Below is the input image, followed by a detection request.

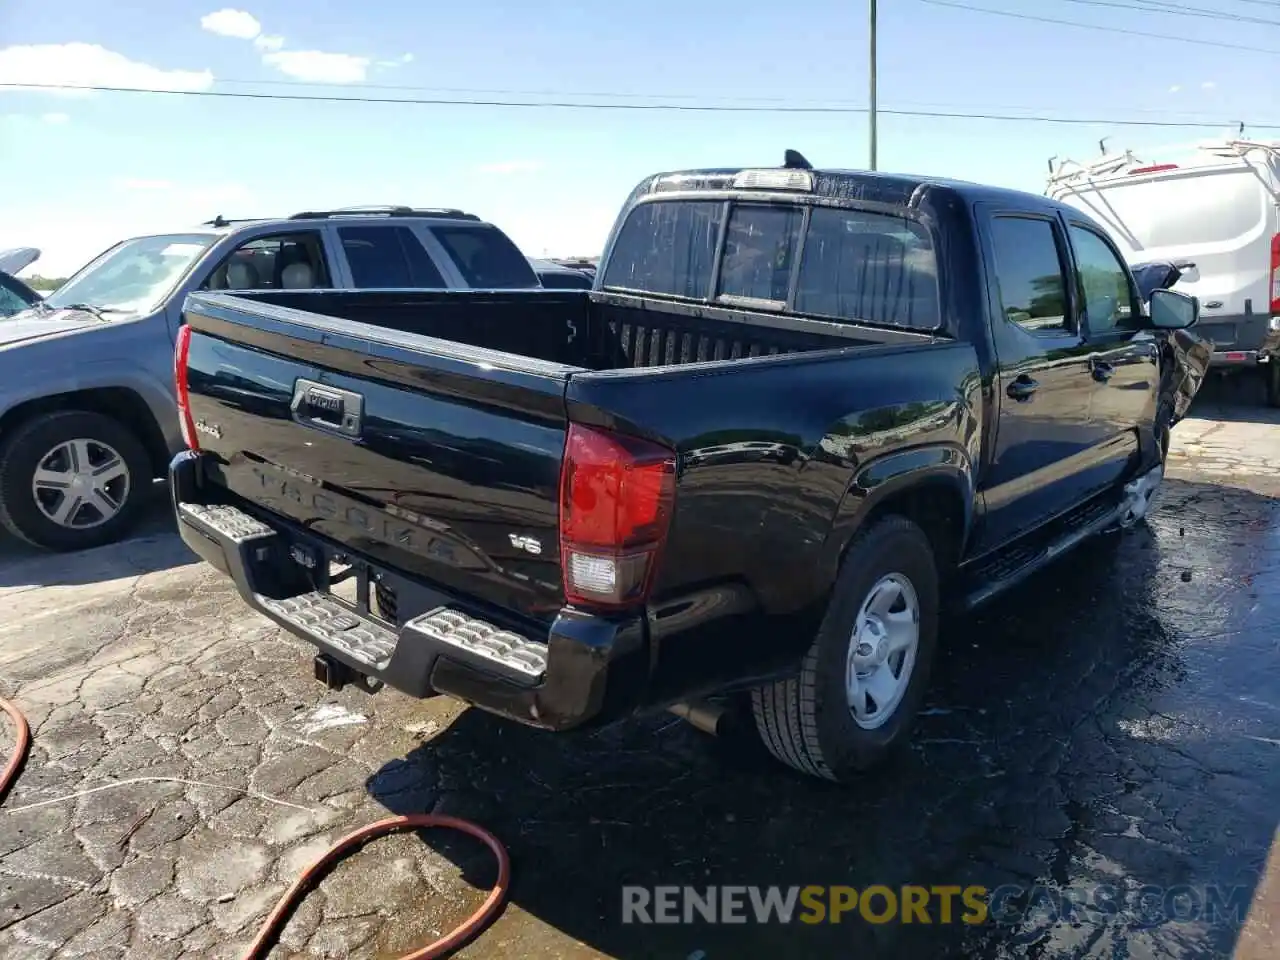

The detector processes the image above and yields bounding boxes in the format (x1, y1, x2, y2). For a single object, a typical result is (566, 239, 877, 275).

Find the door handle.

(1091, 360, 1115, 383)
(1006, 376, 1038, 401)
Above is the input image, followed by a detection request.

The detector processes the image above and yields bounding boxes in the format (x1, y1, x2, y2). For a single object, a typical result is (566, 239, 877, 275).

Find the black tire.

(750, 515, 940, 782)
(0, 410, 153, 552)
(1266, 362, 1280, 409)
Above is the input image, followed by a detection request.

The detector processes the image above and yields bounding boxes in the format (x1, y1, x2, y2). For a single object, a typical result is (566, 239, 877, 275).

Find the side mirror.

(1149, 288, 1198, 330)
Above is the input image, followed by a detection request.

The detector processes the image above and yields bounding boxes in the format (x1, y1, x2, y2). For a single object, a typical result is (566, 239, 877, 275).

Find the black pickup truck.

(170, 157, 1210, 783)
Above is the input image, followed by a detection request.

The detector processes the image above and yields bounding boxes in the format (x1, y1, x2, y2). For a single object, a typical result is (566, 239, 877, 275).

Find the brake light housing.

(559, 423, 676, 610)
(174, 324, 198, 450)
(1270, 233, 1280, 315)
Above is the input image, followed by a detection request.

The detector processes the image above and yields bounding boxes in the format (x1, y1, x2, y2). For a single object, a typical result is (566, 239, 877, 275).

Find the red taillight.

(559, 423, 676, 610)
(1129, 163, 1179, 175)
(174, 325, 198, 450)
(1270, 233, 1280, 315)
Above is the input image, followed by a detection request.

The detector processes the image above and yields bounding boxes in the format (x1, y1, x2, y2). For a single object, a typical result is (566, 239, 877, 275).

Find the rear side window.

(432, 226, 537, 289)
(718, 204, 803, 303)
(602, 200, 724, 298)
(796, 209, 940, 329)
(988, 217, 1072, 335)
(339, 226, 445, 289)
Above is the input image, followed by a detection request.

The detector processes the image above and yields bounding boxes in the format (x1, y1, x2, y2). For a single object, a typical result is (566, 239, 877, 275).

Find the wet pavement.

(0, 379, 1276, 959)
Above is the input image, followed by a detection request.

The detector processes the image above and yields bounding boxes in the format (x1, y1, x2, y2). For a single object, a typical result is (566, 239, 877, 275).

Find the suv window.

(718, 204, 803, 303)
(205, 232, 330, 291)
(796, 208, 940, 329)
(602, 200, 724, 299)
(339, 226, 445, 288)
(431, 225, 536, 289)
(0, 277, 34, 316)
(988, 217, 1072, 335)
(1068, 224, 1138, 334)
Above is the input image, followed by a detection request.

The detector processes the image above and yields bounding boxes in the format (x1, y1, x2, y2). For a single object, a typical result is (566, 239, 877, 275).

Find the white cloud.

(200, 8, 262, 40)
(41, 112, 70, 124)
(253, 34, 285, 51)
(1169, 84, 1181, 94)
(1201, 81, 1216, 90)
(0, 43, 213, 95)
(401, 53, 414, 63)
(114, 178, 174, 191)
(478, 160, 544, 175)
(261, 50, 369, 84)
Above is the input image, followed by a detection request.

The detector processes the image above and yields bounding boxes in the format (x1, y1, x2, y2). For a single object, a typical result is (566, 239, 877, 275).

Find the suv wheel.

(750, 516, 940, 782)
(0, 411, 153, 552)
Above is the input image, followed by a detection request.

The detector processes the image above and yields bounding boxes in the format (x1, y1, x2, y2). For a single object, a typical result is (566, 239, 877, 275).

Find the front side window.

(204, 232, 330, 291)
(718, 204, 803, 303)
(431, 225, 536, 289)
(1068, 224, 1138, 335)
(988, 217, 1073, 335)
(796, 208, 940, 329)
(601, 200, 724, 299)
(46, 234, 216, 315)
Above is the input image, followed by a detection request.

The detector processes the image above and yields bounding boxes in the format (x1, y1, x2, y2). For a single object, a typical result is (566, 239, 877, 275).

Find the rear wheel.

(1266, 362, 1280, 409)
(0, 410, 152, 552)
(750, 516, 940, 782)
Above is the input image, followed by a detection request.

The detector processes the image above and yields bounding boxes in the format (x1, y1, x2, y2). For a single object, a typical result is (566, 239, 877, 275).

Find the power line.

(2, 81, 1275, 129)
(184, 78, 1256, 120)
(919, 0, 1280, 52)
(1054, 0, 1280, 26)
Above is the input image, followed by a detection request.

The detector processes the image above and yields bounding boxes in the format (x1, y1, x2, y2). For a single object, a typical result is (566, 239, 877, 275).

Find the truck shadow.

(0, 492, 198, 590)
(1186, 373, 1280, 424)
(366, 476, 1279, 959)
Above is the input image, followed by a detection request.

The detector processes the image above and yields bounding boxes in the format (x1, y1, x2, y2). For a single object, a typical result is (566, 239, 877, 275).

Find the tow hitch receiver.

(313, 653, 383, 694)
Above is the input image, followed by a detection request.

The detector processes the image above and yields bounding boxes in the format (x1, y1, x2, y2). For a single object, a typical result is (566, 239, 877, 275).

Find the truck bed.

(232, 288, 932, 372)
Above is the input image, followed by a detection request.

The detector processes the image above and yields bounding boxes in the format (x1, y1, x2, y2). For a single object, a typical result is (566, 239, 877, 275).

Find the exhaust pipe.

(668, 701, 726, 737)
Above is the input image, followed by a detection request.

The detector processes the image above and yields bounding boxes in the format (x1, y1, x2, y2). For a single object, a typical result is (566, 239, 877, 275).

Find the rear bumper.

(170, 450, 649, 731)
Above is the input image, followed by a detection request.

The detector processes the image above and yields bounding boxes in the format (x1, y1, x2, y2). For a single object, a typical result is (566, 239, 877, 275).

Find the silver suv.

(0, 207, 541, 552)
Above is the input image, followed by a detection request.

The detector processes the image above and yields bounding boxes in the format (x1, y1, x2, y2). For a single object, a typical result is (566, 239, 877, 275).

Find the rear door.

(972, 207, 1098, 554)
(1064, 220, 1159, 479)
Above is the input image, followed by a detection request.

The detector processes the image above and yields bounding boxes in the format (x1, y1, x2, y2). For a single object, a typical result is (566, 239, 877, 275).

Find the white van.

(1046, 139, 1280, 406)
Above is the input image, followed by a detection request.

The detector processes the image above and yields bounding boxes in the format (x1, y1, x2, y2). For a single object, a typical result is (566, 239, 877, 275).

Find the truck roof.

(630, 164, 1069, 218)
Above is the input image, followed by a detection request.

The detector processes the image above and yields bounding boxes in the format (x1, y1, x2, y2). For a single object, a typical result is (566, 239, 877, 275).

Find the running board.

(960, 493, 1125, 610)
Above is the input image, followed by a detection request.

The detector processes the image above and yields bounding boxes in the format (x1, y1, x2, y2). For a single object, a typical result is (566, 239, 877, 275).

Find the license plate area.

(288, 541, 395, 625)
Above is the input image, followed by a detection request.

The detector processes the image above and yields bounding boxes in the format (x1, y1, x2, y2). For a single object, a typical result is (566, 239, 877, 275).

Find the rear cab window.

(601, 198, 941, 331)
(430, 225, 538, 289)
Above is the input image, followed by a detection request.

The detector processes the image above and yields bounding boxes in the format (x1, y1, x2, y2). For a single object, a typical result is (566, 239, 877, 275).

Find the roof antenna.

(784, 149, 813, 170)
(206, 214, 229, 228)
(1238, 120, 1246, 137)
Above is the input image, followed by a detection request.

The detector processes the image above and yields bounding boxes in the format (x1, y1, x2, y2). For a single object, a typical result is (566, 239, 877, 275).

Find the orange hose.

(0, 694, 509, 960)
(242, 813, 511, 959)
(0, 695, 31, 801)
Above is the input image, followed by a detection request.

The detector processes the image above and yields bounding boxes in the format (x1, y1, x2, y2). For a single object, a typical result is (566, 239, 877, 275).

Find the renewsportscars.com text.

(621, 884, 1254, 927)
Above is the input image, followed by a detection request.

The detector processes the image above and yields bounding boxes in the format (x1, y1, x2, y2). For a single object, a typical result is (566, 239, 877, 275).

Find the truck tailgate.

(181, 293, 573, 624)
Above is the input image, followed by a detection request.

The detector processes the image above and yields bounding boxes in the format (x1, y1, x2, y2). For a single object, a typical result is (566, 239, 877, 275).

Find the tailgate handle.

(290, 379, 365, 439)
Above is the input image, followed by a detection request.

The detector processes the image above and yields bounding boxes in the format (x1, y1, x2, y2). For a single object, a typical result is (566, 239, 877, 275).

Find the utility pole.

(869, 0, 878, 171)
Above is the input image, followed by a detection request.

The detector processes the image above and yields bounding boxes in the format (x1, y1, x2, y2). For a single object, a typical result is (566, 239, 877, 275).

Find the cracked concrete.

(0, 384, 1277, 959)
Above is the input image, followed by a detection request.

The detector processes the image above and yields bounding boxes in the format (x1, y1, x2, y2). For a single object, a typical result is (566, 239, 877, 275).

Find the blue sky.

(0, 0, 1274, 275)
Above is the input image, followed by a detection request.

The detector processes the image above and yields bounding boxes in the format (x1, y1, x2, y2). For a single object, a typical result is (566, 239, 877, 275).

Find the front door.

(972, 210, 1098, 555)
(1066, 221, 1161, 481)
